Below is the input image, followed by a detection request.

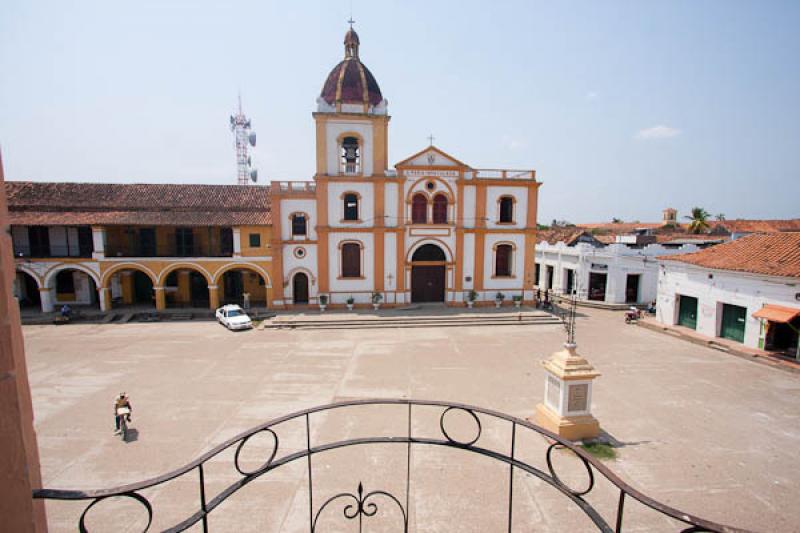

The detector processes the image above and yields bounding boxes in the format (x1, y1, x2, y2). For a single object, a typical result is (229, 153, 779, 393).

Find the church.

(272, 26, 540, 307)
(7, 27, 540, 311)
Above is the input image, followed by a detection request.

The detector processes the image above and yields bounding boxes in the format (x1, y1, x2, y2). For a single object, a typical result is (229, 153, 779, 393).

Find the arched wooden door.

(293, 273, 309, 304)
(410, 244, 446, 303)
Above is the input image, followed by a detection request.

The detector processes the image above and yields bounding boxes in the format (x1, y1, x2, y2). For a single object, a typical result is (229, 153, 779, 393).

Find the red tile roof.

(4, 181, 271, 226)
(659, 232, 800, 278)
(576, 219, 800, 235)
(711, 219, 800, 233)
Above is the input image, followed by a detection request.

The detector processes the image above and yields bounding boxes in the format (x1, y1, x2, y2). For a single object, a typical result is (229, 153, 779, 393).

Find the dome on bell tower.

(318, 26, 386, 113)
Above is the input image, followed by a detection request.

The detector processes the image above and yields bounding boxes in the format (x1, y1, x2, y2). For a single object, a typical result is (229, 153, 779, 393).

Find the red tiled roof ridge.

(5, 180, 272, 226)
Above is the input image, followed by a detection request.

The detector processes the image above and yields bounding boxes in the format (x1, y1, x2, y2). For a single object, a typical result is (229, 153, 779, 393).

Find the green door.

(678, 295, 698, 329)
(720, 304, 747, 343)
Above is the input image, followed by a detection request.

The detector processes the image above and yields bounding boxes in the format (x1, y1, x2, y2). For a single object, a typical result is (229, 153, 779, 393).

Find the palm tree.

(684, 207, 711, 234)
(715, 213, 726, 221)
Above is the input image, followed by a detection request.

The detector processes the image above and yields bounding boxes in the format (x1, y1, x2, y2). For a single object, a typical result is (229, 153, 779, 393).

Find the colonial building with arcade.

(7, 27, 540, 312)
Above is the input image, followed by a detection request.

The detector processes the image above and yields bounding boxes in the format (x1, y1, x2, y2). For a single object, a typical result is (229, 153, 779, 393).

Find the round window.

(294, 247, 306, 259)
(426, 181, 435, 191)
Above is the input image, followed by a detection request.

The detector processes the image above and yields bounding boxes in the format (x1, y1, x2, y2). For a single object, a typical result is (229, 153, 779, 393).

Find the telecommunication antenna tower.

(229, 95, 258, 185)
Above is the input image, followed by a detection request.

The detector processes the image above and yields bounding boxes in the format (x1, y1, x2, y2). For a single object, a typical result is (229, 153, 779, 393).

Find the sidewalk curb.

(637, 320, 800, 375)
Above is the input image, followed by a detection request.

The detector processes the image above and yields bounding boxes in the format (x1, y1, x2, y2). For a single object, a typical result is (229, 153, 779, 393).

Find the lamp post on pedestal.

(531, 292, 601, 441)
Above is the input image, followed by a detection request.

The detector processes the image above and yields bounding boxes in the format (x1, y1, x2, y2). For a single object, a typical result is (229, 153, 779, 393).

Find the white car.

(215, 305, 253, 330)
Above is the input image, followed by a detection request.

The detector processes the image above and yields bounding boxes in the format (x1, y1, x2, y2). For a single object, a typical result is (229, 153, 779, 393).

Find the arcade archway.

(14, 271, 41, 309)
(218, 268, 268, 308)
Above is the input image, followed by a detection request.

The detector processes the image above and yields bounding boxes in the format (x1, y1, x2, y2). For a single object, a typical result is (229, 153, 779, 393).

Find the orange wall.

(239, 225, 272, 257)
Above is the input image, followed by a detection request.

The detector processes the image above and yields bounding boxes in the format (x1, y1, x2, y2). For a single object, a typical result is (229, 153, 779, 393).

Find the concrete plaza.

(23, 308, 799, 532)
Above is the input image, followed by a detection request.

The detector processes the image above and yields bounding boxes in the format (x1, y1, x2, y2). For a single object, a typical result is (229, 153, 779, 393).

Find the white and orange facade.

(8, 27, 540, 312)
(271, 27, 540, 307)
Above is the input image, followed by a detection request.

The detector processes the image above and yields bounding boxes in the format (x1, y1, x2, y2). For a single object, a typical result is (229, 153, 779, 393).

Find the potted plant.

(495, 292, 505, 308)
(371, 292, 383, 310)
(466, 289, 478, 309)
(318, 294, 328, 312)
(513, 294, 523, 308)
(346, 296, 355, 311)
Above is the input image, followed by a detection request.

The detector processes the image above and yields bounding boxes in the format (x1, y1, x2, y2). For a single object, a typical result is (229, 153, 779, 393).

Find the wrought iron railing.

(33, 399, 746, 532)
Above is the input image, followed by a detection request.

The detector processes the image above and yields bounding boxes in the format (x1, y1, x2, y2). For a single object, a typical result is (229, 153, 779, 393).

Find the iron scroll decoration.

(32, 399, 748, 533)
(312, 482, 408, 532)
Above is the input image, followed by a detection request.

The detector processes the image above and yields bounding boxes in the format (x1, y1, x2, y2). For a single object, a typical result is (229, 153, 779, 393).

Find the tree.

(684, 207, 711, 234)
(611, 217, 623, 224)
(715, 213, 726, 221)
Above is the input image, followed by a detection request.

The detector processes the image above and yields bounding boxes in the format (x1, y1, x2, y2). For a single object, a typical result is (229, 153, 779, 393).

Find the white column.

(91, 226, 106, 259)
(98, 287, 110, 312)
(232, 228, 242, 257)
(39, 288, 54, 313)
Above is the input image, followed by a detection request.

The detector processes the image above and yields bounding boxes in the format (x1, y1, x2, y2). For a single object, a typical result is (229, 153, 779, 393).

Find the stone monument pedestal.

(531, 343, 600, 441)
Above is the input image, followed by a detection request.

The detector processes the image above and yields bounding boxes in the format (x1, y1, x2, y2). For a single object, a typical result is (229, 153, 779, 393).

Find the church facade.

(7, 27, 539, 312)
(271, 27, 540, 307)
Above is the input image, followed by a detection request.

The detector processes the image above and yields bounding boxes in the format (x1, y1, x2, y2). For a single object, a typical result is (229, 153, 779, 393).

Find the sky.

(1, 0, 798, 224)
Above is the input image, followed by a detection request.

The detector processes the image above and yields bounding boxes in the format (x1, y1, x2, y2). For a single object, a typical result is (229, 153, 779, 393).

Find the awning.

(752, 304, 800, 323)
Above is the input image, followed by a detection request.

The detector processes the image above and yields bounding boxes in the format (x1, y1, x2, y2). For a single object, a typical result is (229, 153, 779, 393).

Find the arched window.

(499, 196, 514, 223)
(412, 193, 428, 224)
(495, 244, 513, 277)
(341, 136, 360, 175)
(343, 193, 359, 221)
(291, 214, 307, 236)
(341, 242, 361, 278)
(432, 194, 448, 224)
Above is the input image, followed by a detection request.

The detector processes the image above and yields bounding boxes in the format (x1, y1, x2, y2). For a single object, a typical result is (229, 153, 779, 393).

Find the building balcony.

(13, 244, 93, 259)
(103, 244, 234, 259)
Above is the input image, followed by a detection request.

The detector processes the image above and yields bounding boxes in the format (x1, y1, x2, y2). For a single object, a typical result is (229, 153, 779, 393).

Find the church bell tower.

(313, 24, 390, 178)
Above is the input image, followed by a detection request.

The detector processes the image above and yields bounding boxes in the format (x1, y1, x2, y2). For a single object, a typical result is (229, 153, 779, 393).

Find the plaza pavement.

(22, 308, 800, 532)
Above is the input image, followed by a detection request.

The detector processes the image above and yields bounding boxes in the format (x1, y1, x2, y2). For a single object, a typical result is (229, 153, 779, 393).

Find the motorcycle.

(624, 308, 642, 324)
(116, 407, 131, 441)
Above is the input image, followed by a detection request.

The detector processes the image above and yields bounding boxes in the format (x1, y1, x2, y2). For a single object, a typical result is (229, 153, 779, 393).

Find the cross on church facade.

(427, 134, 435, 146)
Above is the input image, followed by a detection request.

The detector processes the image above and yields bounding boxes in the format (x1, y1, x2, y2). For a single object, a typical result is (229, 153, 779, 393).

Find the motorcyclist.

(114, 392, 132, 435)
